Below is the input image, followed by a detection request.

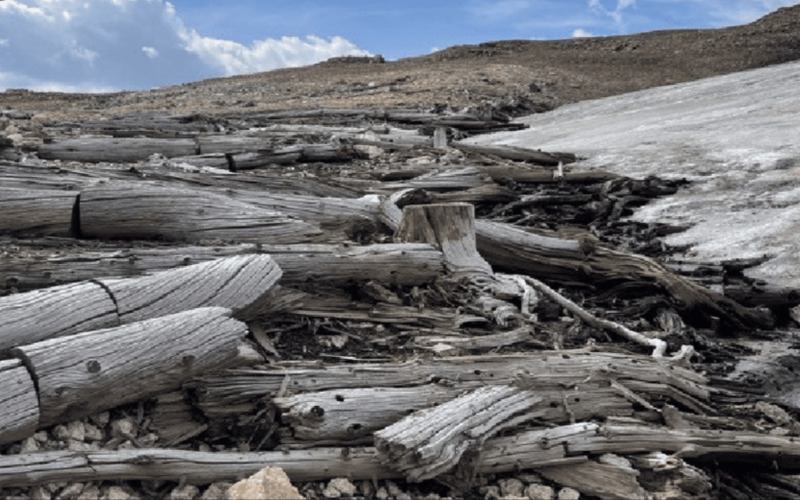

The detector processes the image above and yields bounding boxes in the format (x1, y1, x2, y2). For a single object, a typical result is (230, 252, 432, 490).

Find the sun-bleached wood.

(12, 307, 246, 426)
(0, 188, 77, 236)
(0, 359, 39, 445)
(0, 281, 118, 357)
(38, 137, 198, 163)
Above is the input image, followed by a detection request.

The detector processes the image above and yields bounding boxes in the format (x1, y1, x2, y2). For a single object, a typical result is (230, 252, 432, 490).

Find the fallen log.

(0, 243, 446, 292)
(0, 188, 78, 236)
(77, 185, 324, 244)
(454, 143, 576, 166)
(537, 455, 650, 500)
(0, 359, 39, 445)
(38, 137, 198, 163)
(12, 307, 246, 426)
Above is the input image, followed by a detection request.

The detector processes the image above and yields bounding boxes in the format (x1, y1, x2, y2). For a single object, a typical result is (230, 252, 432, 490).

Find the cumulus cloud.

(0, 0, 369, 92)
(588, 0, 637, 25)
(573, 28, 594, 37)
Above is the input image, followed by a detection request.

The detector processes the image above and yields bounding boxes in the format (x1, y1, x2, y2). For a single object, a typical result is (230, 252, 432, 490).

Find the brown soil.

(2, 5, 799, 120)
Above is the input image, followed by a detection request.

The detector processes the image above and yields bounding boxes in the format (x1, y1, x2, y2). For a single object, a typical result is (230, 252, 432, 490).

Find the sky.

(0, 0, 798, 93)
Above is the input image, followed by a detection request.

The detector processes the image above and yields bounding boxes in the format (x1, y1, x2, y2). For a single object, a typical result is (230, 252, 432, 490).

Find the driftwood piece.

(396, 203, 492, 275)
(78, 185, 323, 243)
(0, 281, 118, 356)
(272, 385, 631, 445)
(97, 254, 282, 323)
(38, 137, 198, 163)
(12, 307, 246, 426)
(0, 188, 77, 236)
(454, 142, 576, 166)
(0, 359, 39, 445)
(149, 391, 208, 445)
(0, 242, 446, 292)
(375, 385, 539, 481)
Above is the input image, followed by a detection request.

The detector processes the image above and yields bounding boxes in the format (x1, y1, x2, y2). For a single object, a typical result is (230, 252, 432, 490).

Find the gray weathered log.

(375, 385, 540, 481)
(0, 242, 446, 292)
(0, 188, 77, 236)
(537, 455, 649, 500)
(78, 185, 323, 243)
(0, 281, 118, 356)
(12, 307, 246, 426)
(0, 359, 39, 445)
(96, 253, 282, 323)
(454, 142, 576, 166)
(38, 137, 198, 163)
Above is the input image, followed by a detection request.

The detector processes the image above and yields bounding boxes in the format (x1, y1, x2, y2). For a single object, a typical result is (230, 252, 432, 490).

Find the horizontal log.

(38, 138, 198, 163)
(454, 143, 576, 166)
(0, 188, 77, 236)
(0, 359, 39, 445)
(78, 185, 324, 244)
(1, 243, 446, 292)
(13, 307, 246, 426)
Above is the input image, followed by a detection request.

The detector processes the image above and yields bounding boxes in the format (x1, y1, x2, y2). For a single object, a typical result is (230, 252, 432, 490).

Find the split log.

(96, 254, 282, 323)
(375, 385, 540, 481)
(0, 281, 118, 356)
(537, 455, 649, 500)
(77, 185, 324, 244)
(12, 307, 246, 426)
(0, 188, 77, 236)
(38, 137, 198, 163)
(0, 243, 446, 292)
(0, 359, 39, 445)
(396, 203, 492, 275)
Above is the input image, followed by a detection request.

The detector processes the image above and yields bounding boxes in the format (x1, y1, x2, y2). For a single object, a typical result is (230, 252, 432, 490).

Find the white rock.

(499, 478, 525, 498)
(525, 484, 555, 500)
(324, 478, 356, 498)
(83, 423, 104, 442)
(200, 482, 231, 500)
(111, 418, 136, 440)
(76, 485, 101, 500)
(57, 482, 85, 500)
(225, 466, 303, 500)
(19, 436, 40, 454)
(375, 486, 389, 500)
(168, 484, 199, 500)
(556, 487, 580, 500)
(30, 486, 52, 500)
(102, 486, 132, 500)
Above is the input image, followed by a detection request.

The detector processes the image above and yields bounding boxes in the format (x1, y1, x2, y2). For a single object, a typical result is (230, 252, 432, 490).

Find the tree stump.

(395, 203, 492, 276)
(13, 307, 246, 426)
(0, 359, 39, 445)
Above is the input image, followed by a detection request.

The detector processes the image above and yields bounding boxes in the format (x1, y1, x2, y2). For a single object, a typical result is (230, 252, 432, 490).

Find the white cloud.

(142, 46, 159, 58)
(573, 28, 594, 37)
(588, 0, 637, 25)
(0, 0, 369, 91)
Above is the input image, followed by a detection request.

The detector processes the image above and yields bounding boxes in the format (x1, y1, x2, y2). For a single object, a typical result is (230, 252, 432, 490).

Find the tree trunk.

(38, 137, 198, 163)
(12, 307, 246, 426)
(0, 188, 77, 236)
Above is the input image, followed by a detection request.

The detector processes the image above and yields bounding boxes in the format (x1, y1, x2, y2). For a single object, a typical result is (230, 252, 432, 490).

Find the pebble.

(29, 486, 52, 500)
(323, 478, 357, 498)
(556, 487, 580, 500)
(168, 484, 200, 500)
(19, 437, 40, 454)
(103, 486, 133, 500)
(75, 485, 100, 500)
(200, 482, 231, 500)
(499, 478, 525, 498)
(56, 482, 84, 500)
(525, 484, 555, 500)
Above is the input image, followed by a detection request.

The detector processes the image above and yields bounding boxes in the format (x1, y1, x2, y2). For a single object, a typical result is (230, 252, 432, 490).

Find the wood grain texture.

(13, 307, 246, 426)
(97, 254, 282, 323)
(0, 359, 39, 445)
(78, 185, 323, 243)
(0, 188, 77, 236)
(0, 281, 118, 356)
(38, 137, 197, 163)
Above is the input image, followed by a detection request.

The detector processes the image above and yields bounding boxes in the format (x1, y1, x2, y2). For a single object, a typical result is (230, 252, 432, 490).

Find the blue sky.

(1, 0, 798, 92)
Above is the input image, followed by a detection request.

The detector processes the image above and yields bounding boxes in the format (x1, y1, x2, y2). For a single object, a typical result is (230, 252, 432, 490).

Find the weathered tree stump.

(77, 185, 323, 244)
(0, 359, 39, 445)
(0, 281, 118, 356)
(396, 203, 492, 275)
(13, 307, 246, 426)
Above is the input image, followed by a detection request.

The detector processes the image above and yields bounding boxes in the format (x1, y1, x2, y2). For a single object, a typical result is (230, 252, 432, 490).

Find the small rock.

(556, 487, 580, 500)
(480, 485, 501, 500)
(226, 466, 303, 500)
(525, 484, 555, 500)
(19, 436, 40, 454)
(67, 440, 92, 452)
(57, 482, 85, 500)
(30, 486, 52, 500)
(375, 486, 389, 500)
(103, 486, 132, 500)
(169, 484, 200, 500)
(201, 482, 231, 500)
(324, 478, 356, 498)
(33, 430, 50, 443)
(62, 421, 86, 442)
(76, 485, 100, 500)
(111, 418, 137, 440)
(499, 478, 525, 498)
(91, 411, 110, 427)
(84, 423, 104, 442)
(358, 481, 374, 498)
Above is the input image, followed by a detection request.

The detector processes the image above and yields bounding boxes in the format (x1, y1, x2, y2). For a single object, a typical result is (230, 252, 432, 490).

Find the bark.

(537, 456, 649, 500)
(77, 185, 324, 244)
(12, 307, 246, 426)
(0, 188, 77, 236)
(0, 359, 39, 445)
(454, 142, 576, 166)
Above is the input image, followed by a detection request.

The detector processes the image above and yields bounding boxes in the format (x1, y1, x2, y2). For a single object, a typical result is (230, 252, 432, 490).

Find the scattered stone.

(19, 436, 40, 454)
(169, 484, 200, 500)
(323, 478, 357, 498)
(103, 486, 133, 500)
(375, 486, 389, 500)
(556, 487, 580, 500)
(480, 485, 501, 500)
(33, 431, 49, 443)
(226, 466, 303, 500)
(201, 482, 231, 500)
(525, 484, 555, 500)
(111, 418, 137, 440)
(75, 485, 100, 500)
(499, 478, 525, 498)
(83, 423, 104, 442)
(29, 486, 52, 500)
(57, 482, 85, 500)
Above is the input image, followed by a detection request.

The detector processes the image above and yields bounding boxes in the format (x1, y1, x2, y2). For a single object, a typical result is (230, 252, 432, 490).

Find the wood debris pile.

(1, 105, 800, 499)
